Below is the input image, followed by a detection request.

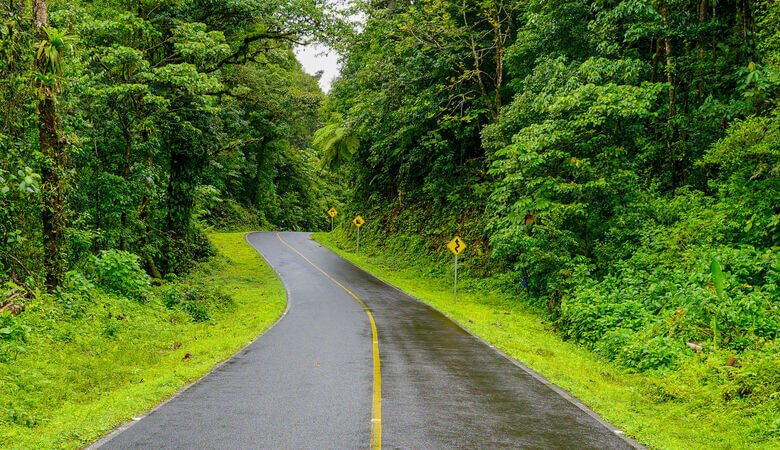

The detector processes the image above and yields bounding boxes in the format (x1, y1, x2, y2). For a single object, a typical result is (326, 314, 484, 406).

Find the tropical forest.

(0, 0, 778, 448)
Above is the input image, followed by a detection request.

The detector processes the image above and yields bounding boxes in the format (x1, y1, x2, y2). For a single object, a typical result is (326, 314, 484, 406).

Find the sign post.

(327, 207, 338, 231)
(446, 236, 466, 304)
(353, 216, 365, 253)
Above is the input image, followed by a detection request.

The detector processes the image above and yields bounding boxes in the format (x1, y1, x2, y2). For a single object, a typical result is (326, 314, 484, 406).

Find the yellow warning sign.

(353, 216, 365, 227)
(447, 236, 466, 256)
(327, 207, 338, 218)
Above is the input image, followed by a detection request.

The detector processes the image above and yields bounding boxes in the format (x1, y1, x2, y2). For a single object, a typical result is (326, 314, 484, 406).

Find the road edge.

(85, 232, 292, 449)
(309, 232, 645, 450)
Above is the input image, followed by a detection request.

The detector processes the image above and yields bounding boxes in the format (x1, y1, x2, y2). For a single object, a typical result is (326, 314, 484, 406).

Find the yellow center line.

(275, 232, 382, 449)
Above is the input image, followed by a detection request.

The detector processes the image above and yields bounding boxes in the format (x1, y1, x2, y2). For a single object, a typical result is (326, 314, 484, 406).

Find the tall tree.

(33, 0, 67, 290)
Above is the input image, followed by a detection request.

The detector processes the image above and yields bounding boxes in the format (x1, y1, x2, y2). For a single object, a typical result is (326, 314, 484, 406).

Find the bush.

(0, 313, 30, 363)
(616, 335, 687, 372)
(557, 236, 779, 372)
(595, 328, 633, 361)
(50, 271, 98, 320)
(164, 227, 217, 275)
(182, 296, 211, 322)
(205, 198, 264, 231)
(161, 282, 230, 322)
(64, 270, 95, 298)
(93, 250, 151, 300)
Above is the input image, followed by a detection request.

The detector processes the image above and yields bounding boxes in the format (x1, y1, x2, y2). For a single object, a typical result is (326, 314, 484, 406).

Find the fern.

(312, 123, 359, 171)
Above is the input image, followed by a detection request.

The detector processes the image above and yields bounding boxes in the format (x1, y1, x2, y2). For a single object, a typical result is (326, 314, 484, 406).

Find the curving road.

(95, 231, 640, 449)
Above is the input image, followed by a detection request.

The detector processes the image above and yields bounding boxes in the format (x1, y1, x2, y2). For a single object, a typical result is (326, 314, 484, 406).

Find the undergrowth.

(0, 232, 285, 448)
(314, 229, 779, 449)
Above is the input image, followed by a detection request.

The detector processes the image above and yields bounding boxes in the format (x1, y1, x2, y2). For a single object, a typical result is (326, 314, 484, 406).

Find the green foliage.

(557, 198, 779, 371)
(0, 280, 32, 362)
(314, 231, 780, 448)
(0, 312, 30, 363)
(162, 282, 232, 323)
(2, 0, 343, 287)
(0, 232, 286, 447)
(312, 122, 359, 170)
(0, 0, 777, 444)
(33, 26, 74, 94)
(0, 167, 40, 196)
(711, 259, 726, 299)
(703, 111, 780, 174)
(35, 27, 72, 75)
(326, 0, 779, 384)
(92, 250, 151, 300)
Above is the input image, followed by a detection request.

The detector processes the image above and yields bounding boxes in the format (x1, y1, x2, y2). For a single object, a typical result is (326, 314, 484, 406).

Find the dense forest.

(1, 1, 344, 443)
(323, 0, 778, 371)
(1, 0, 778, 446)
(1, 0, 341, 289)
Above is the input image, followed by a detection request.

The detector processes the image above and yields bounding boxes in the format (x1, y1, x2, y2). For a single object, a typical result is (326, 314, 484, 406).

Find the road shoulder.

(0, 232, 287, 449)
(311, 231, 674, 448)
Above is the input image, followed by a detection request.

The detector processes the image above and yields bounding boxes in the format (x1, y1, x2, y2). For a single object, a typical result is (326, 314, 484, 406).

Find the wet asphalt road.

(98, 231, 638, 449)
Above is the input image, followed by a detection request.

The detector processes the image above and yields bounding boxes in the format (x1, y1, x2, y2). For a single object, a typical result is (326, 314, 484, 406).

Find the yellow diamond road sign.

(353, 216, 365, 227)
(327, 207, 338, 218)
(447, 236, 466, 256)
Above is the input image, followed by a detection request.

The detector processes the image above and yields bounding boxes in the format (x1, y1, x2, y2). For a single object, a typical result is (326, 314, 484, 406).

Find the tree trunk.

(696, 0, 706, 98)
(741, 0, 753, 58)
(711, 1, 718, 64)
(492, 3, 506, 118)
(120, 116, 132, 251)
(651, 38, 662, 83)
(91, 117, 103, 252)
(166, 146, 195, 269)
(137, 152, 161, 279)
(164, 108, 202, 274)
(251, 142, 266, 206)
(662, 3, 675, 117)
(660, 1, 678, 187)
(33, 0, 66, 291)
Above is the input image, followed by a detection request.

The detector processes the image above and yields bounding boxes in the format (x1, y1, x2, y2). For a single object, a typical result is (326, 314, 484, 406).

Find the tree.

(312, 122, 359, 171)
(325, 0, 779, 357)
(33, 0, 69, 290)
(1, 0, 344, 284)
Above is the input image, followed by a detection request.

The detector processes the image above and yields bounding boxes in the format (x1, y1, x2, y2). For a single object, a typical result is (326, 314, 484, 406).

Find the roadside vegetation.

(0, 232, 286, 449)
(2, 1, 334, 444)
(1, 0, 341, 292)
(315, 230, 778, 449)
(1, 0, 777, 448)
(318, 1, 778, 447)
(322, 0, 779, 366)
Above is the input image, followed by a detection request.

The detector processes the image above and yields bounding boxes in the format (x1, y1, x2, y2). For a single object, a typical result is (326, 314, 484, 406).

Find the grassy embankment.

(0, 232, 285, 448)
(313, 231, 779, 450)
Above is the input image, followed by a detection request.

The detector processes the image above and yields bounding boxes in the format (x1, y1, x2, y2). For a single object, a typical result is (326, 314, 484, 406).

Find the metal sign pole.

(454, 254, 458, 304)
(357, 227, 360, 254)
(331, 216, 333, 232)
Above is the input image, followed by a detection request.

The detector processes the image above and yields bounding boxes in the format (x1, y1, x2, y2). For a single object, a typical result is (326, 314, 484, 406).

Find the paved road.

(97, 232, 638, 449)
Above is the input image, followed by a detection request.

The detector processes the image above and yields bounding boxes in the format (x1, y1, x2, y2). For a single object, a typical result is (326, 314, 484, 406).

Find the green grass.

(0, 232, 286, 449)
(313, 231, 779, 450)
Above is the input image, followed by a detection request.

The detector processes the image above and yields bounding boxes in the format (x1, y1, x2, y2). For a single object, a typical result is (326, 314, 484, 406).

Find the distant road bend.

(96, 232, 642, 449)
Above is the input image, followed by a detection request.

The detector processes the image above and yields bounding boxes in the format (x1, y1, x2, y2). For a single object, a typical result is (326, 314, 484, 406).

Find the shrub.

(558, 241, 778, 372)
(162, 283, 182, 309)
(0, 313, 30, 363)
(182, 295, 211, 322)
(64, 270, 95, 298)
(595, 328, 633, 361)
(616, 335, 687, 372)
(161, 283, 225, 322)
(50, 272, 98, 319)
(93, 250, 151, 300)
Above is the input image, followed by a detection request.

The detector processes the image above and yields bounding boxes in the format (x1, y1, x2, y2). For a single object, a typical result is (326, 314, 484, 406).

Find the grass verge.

(0, 232, 285, 449)
(313, 231, 779, 450)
